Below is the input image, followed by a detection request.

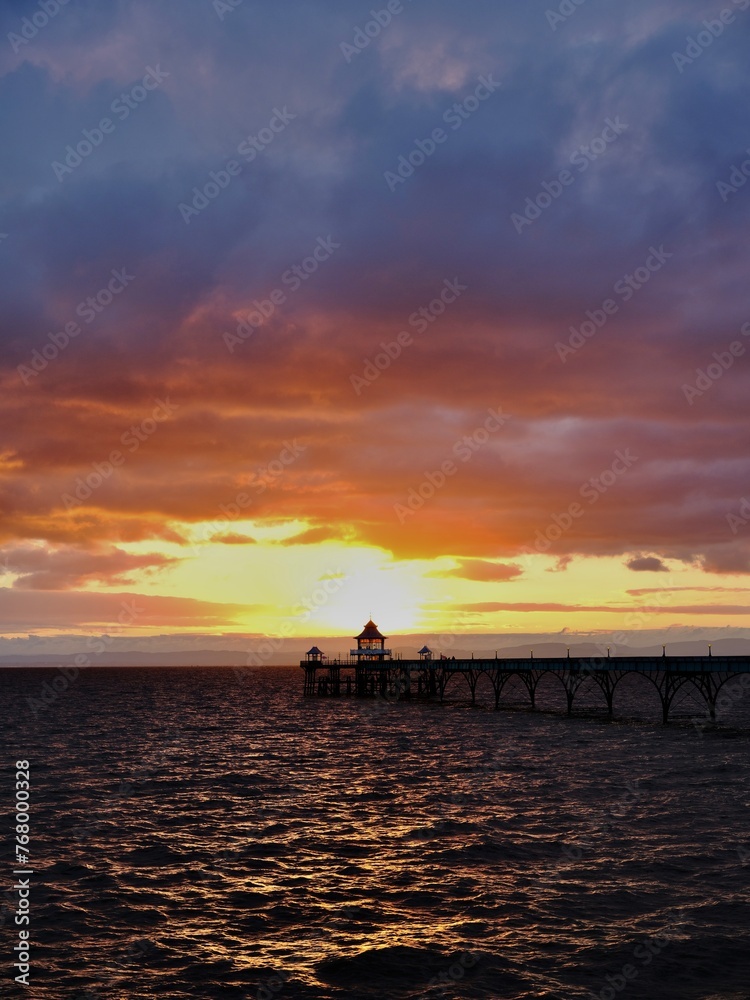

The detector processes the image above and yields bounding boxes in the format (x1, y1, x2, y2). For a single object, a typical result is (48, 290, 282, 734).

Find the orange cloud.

(0, 544, 179, 590)
(428, 559, 524, 582)
(0, 589, 262, 631)
(455, 602, 750, 616)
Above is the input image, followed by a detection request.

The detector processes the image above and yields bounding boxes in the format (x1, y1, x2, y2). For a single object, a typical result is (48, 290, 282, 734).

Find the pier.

(300, 622, 750, 723)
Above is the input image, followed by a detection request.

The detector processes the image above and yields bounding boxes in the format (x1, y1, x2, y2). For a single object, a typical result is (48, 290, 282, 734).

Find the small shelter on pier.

(305, 646, 325, 662)
(351, 619, 391, 661)
(418, 645, 433, 660)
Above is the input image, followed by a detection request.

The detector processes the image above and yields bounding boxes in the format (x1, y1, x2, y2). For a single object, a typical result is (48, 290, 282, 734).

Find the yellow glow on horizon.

(63, 521, 750, 637)
(116, 521, 431, 635)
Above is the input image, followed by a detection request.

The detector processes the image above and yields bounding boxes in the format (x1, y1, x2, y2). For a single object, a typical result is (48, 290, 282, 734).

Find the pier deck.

(300, 654, 750, 724)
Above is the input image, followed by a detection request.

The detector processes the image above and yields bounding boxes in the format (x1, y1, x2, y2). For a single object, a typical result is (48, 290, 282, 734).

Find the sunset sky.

(1, 0, 750, 643)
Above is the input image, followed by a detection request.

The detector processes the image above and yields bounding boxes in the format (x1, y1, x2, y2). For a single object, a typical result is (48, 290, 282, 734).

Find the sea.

(1, 664, 749, 1000)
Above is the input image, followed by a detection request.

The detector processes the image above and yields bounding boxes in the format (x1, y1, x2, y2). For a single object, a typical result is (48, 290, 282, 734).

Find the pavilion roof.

(355, 619, 386, 640)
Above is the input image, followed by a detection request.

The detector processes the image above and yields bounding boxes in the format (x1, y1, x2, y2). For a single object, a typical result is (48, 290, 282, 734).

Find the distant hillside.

(1, 634, 748, 667)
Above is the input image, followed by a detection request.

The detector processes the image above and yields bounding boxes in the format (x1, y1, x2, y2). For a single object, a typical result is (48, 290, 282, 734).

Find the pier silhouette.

(301, 622, 750, 724)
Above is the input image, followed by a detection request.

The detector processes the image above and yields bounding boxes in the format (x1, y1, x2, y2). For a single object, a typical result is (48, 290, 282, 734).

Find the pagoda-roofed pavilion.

(351, 619, 392, 660)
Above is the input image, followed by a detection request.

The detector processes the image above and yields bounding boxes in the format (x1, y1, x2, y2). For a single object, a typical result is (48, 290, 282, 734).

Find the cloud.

(0, 588, 260, 631)
(211, 533, 257, 545)
(428, 559, 523, 582)
(547, 556, 574, 573)
(626, 555, 669, 572)
(627, 586, 750, 596)
(698, 546, 750, 575)
(1, 0, 750, 633)
(454, 602, 750, 616)
(278, 525, 350, 546)
(455, 602, 617, 614)
(0, 544, 178, 590)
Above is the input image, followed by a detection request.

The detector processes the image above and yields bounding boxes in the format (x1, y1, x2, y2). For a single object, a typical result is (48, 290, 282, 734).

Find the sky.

(1, 0, 750, 646)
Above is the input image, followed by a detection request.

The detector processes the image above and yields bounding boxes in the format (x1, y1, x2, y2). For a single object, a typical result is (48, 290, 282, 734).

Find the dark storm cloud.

(1, 0, 749, 586)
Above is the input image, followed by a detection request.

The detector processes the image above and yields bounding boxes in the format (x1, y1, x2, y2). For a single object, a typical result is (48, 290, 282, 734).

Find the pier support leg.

(303, 666, 315, 696)
(401, 667, 411, 700)
(521, 673, 538, 711)
(492, 672, 507, 711)
(659, 672, 680, 724)
(705, 677, 718, 723)
(600, 677, 615, 719)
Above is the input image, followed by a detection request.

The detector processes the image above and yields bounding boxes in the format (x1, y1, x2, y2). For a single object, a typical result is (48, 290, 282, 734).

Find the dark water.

(1, 665, 749, 999)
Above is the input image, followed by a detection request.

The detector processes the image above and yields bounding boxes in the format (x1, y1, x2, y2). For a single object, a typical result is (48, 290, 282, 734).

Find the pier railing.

(300, 653, 750, 724)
